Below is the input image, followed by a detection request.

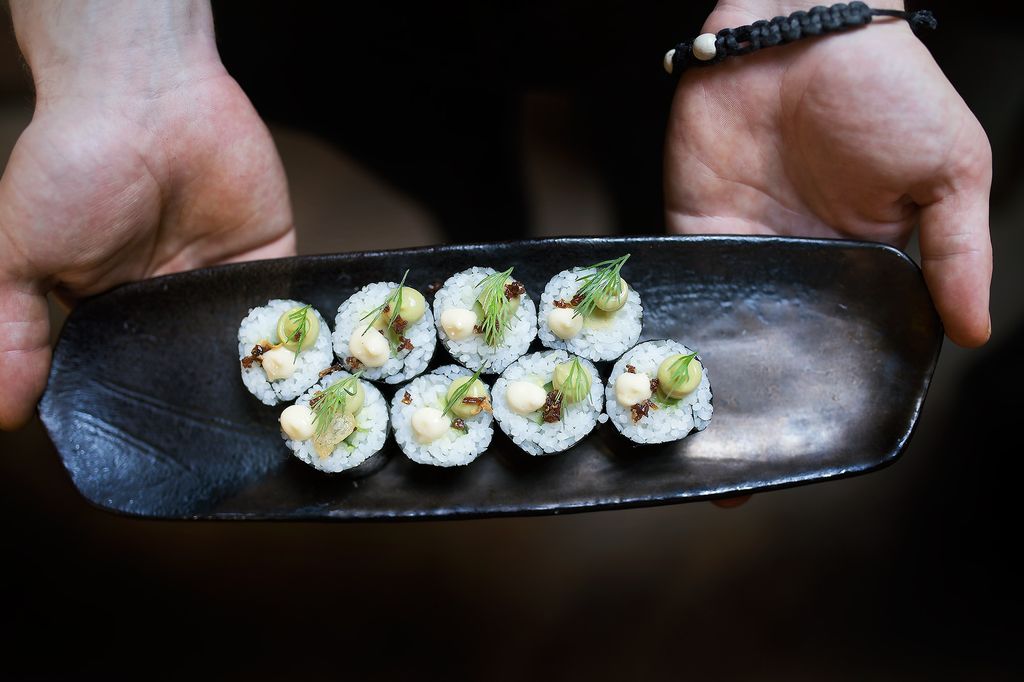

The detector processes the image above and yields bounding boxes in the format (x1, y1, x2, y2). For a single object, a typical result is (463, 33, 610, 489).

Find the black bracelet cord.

(666, 2, 937, 74)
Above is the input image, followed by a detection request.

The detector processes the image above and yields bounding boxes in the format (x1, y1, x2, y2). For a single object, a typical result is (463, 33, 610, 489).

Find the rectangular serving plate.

(38, 236, 942, 520)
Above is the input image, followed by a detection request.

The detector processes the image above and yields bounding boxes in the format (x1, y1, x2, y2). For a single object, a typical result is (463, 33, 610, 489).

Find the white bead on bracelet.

(663, 32, 717, 74)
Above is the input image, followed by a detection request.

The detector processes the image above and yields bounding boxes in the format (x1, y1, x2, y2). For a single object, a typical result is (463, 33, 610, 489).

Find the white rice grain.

(433, 267, 537, 374)
(238, 299, 334, 406)
(491, 350, 603, 456)
(283, 371, 389, 473)
(391, 365, 493, 467)
(605, 340, 713, 444)
(537, 267, 643, 361)
(332, 281, 436, 384)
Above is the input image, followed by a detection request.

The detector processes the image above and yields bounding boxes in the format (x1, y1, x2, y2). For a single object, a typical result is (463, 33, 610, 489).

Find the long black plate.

(38, 236, 942, 520)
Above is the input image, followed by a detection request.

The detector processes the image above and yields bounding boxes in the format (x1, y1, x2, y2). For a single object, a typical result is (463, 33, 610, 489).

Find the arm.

(665, 0, 992, 347)
(0, 0, 294, 429)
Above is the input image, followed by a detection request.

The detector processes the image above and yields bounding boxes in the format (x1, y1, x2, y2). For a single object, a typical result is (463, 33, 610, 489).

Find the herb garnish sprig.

(477, 267, 516, 347)
(667, 352, 698, 389)
(287, 305, 312, 359)
(312, 371, 363, 437)
(653, 352, 698, 407)
(442, 366, 485, 418)
(554, 356, 590, 420)
(572, 253, 630, 319)
(361, 270, 410, 338)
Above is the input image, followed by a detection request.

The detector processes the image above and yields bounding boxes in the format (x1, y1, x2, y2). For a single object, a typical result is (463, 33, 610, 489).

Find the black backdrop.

(2, 1, 1022, 678)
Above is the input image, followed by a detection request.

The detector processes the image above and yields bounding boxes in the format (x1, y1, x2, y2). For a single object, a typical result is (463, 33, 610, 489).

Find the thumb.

(0, 280, 52, 430)
(918, 179, 993, 348)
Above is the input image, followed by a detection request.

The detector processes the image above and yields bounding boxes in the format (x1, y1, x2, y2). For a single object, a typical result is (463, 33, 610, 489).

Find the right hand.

(664, 0, 992, 347)
(0, 1, 295, 430)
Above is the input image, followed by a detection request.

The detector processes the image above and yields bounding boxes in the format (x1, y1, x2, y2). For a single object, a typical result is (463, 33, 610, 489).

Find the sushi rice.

(333, 281, 436, 384)
(491, 350, 604, 456)
(238, 299, 334, 406)
(433, 267, 538, 374)
(605, 340, 713, 444)
(391, 365, 494, 467)
(537, 267, 643, 362)
(283, 370, 390, 473)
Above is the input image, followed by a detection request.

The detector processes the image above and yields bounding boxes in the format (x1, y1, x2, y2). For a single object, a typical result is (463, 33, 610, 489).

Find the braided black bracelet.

(664, 2, 936, 75)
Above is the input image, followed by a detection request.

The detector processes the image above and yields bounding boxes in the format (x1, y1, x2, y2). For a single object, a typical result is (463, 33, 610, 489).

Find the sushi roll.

(537, 253, 642, 362)
(605, 340, 713, 444)
(391, 365, 494, 467)
(491, 350, 604, 456)
(239, 299, 334, 406)
(332, 272, 436, 384)
(433, 266, 537, 374)
(278, 370, 389, 473)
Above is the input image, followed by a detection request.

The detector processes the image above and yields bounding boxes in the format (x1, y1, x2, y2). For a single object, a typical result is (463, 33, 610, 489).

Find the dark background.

(2, 2, 1022, 678)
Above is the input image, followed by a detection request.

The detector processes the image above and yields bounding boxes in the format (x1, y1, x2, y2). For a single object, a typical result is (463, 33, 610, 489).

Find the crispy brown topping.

(462, 395, 493, 414)
(425, 280, 443, 295)
(345, 356, 364, 371)
(505, 281, 526, 300)
(472, 324, 484, 335)
(397, 336, 414, 352)
(241, 343, 268, 368)
(554, 292, 585, 309)
(650, 377, 660, 394)
(291, 329, 302, 342)
(630, 399, 658, 423)
(625, 364, 636, 374)
(401, 391, 413, 405)
(319, 362, 344, 379)
(452, 418, 468, 432)
(542, 390, 563, 423)
(392, 315, 408, 335)
(309, 392, 324, 409)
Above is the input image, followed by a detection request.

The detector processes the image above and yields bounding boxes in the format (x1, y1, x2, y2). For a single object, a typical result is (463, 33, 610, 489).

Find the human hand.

(665, 0, 992, 348)
(0, 1, 294, 430)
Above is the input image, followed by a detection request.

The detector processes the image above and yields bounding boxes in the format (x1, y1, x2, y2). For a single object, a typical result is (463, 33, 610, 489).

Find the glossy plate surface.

(39, 236, 942, 520)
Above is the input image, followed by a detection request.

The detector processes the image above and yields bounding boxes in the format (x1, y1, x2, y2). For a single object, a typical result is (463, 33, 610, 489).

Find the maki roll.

(605, 340, 713, 444)
(278, 370, 389, 473)
(433, 266, 537, 374)
(391, 365, 494, 467)
(491, 350, 604, 456)
(239, 299, 334, 406)
(538, 254, 642, 362)
(332, 271, 436, 384)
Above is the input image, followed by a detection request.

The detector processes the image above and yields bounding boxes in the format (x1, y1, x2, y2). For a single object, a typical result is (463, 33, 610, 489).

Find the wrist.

(707, 0, 905, 29)
(10, 0, 224, 100)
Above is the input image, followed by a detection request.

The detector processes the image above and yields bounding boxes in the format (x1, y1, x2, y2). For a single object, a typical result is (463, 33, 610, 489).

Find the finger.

(919, 184, 993, 348)
(0, 281, 52, 430)
(712, 495, 752, 509)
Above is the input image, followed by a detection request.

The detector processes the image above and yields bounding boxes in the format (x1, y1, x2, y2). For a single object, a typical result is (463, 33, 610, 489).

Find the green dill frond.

(668, 352, 698, 389)
(554, 356, 587, 419)
(572, 253, 630, 319)
(360, 270, 410, 336)
(476, 267, 515, 347)
(288, 305, 312, 359)
(442, 366, 485, 418)
(312, 371, 363, 437)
